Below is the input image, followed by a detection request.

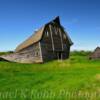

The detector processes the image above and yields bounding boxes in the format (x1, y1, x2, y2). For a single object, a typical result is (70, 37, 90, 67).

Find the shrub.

(0, 51, 13, 56)
(70, 50, 92, 56)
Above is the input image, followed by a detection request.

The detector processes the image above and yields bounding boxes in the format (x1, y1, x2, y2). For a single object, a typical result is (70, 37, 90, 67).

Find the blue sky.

(0, 0, 100, 51)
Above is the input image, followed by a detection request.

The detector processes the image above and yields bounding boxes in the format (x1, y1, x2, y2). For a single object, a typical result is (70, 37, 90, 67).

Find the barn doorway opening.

(57, 52, 62, 60)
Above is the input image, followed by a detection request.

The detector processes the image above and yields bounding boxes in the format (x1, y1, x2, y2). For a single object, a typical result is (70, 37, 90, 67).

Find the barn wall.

(40, 23, 70, 62)
(15, 42, 43, 63)
(40, 43, 57, 61)
(41, 42, 70, 61)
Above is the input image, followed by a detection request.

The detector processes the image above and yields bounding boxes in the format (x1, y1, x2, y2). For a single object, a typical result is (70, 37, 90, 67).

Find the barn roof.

(15, 16, 73, 52)
(15, 26, 45, 52)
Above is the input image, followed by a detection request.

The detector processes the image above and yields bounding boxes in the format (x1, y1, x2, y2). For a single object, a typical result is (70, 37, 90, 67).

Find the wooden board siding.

(19, 42, 43, 63)
(41, 26, 53, 51)
(49, 24, 62, 51)
(12, 42, 43, 63)
(41, 42, 70, 61)
(40, 23, 70, 62)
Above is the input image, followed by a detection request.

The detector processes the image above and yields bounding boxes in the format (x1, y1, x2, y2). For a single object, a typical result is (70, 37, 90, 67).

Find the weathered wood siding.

(15, 42, 43, 63)
(40, 23, 70, 62)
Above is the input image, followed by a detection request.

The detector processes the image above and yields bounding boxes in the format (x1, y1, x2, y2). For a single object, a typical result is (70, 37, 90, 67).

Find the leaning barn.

(0, 17, 73, 63)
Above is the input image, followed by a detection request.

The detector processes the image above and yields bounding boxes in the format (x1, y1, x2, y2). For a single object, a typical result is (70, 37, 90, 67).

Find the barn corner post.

(39, 41, 43, 63)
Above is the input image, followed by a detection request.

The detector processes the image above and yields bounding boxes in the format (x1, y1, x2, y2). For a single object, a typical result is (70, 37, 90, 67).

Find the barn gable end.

(40, 17, 73, 61)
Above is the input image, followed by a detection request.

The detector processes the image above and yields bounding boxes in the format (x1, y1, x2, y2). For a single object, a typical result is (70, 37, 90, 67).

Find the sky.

(0, 0, 100, 51)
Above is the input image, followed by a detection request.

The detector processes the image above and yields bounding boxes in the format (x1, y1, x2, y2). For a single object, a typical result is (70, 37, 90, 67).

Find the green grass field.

(0, 52, 100, 100)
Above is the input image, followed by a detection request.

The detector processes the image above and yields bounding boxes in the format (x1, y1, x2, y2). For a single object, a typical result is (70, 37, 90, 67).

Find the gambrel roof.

(15, 16, 73, 52)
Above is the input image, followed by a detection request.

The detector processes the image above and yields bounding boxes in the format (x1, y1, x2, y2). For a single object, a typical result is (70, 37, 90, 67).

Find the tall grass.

(0, 51, 100, 100)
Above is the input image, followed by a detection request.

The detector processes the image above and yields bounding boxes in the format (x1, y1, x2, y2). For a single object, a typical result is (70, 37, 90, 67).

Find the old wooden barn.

(89, 47, 100, 60)
(0, 16, 73, 63)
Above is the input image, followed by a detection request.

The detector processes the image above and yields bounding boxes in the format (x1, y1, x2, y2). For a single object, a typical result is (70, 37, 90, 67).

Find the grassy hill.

(0, 51, 100, 100)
